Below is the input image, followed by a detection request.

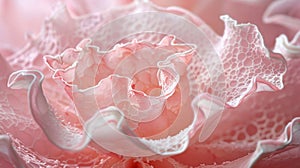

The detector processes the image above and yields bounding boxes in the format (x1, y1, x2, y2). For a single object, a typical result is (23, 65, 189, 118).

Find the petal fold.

(219, 15, 286, 106)
(263, 0, 300, 33)
(250, 117, 300, 167)
(274, 31, 300, 60)
(7, 70, 90, 151)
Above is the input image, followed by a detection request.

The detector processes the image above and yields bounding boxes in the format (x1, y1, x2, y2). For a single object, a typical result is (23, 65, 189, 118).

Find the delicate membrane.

(187, 15, 287, 142)
(84, 106, 156, 157)
(111, 74, 175, 122)
(5, 70, 191, 157)
(274, 31, 300, 60)
(175, 29, 298, 166)
(263, 0, 300, 33)
(79, 5, 227, 143)
(50, 37, 199, 156)
(46, 36, 194, 122)
(2, 0, 291, 166)
(7, 70, 90, 151)
(43, 0, 288, 158)
(249, 117, 300, 167)
(207, 15, 286, 107)
(22, 0, 226, 154)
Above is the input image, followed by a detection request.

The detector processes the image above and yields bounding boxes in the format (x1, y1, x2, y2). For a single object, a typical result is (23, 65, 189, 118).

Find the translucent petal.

(7, 70, 90, 151)
(263, 0, 300, 33)
(250, 117, 300, 167)
(274, 31, 300, 60)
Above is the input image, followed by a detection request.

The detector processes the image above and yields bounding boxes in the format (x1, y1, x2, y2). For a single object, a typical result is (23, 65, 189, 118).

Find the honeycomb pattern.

(219, 16, 286, 106)
(0, 1, 294, 168)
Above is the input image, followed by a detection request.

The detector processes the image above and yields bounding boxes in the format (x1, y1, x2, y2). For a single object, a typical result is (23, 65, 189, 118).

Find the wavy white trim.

(249, 117, 300, 167)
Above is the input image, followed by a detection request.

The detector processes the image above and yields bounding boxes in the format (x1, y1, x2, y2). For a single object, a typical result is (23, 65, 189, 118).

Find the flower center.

(127, 67, 183, 138)
(131, 67, 161, 96)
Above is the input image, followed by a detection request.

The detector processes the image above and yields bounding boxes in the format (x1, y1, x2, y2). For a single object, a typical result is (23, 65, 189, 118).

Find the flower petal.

(7, 70, 90, 151)
(84, 106, 156, 157)
(3, 1, 292, 166)
(263, 0, 300, 33)
(218, 15, 286, 106)
(173, 30, 300, 165)
(250, 117, 300, 167)
(274, 31, 300, 60)
(82, 2, 229, 143)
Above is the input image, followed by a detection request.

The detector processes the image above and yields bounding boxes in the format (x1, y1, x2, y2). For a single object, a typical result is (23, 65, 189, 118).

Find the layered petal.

(263, 0, 300, 35)
(274, 31, 300, 60)
(7, 70, 90, 151)
(1, 0, 295, 167)
(151, 0, 298, 48)
(170, 31, 300, 167)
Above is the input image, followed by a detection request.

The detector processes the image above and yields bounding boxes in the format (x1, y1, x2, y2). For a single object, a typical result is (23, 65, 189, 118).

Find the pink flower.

(0, 0, 299, 168)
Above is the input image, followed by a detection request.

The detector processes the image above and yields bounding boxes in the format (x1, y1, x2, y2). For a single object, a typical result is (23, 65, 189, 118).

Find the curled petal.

(72, 77, 114, 121)
(7, 70, 90, 151)
(219, 15, 286, 106)
(274, 31, 300, 60)
(47, 1, 278, 151)
(188, 15, 286, 107)
(74, 84, 193, 157)
(43, 0, 226, 130)
(192, 50, 300, 165)
(1, 1, 294, 167)
(84, 106, 156, 157)
(46, 34, 198, 123)
(83, 105, 194, 157)
(249, 117, 300, 167)
(5, 70, 192, 157)
(263, 0, 300, 33)
(44, 39, 94, 87)
(111, 74, 175, 122)
(185, 15, 287, 142)
(191, 94, 225, 142)
(191, 117, 300, 167)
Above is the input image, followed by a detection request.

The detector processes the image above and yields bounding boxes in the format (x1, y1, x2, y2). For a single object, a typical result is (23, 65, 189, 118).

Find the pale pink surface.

(0, 0, 55, 54)
(0, 0, 132, 56)
(0, 0, 299, 168)
(151, 0, 298, 48)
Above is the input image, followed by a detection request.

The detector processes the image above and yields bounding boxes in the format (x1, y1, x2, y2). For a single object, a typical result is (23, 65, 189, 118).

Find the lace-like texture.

(170, 29, 300, 167)
(1, 1, 296, 168)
